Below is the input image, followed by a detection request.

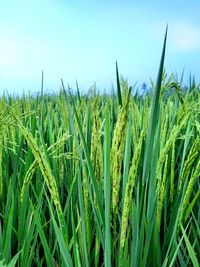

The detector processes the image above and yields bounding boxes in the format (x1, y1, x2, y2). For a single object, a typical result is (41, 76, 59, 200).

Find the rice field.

(0, 31, 199, 267)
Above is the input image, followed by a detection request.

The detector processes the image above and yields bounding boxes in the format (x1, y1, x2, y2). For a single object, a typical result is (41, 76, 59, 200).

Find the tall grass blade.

(116, 61, 122, 107)
(142, 25, 168, 183)
(181, 225, 199, 267)
(31, 201, 55, 267)
(47, 199, 73, 267)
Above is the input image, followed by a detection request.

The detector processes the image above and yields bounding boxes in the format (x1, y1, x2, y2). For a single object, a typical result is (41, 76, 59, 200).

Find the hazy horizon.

(0, 0, 200, 94)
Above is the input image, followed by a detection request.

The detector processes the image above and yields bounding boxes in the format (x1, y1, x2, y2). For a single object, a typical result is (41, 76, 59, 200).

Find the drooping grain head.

(111, 88, 132, 214)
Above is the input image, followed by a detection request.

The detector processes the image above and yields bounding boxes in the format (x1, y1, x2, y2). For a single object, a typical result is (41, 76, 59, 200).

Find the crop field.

(0, 32, 199, 266)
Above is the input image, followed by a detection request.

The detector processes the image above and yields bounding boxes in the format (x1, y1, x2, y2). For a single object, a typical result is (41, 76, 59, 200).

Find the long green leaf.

(48, 199, 73, 267)
(142, 25, 168, 184)
(181, 225, 199, 267)
(116, 61, 122, 107)
(31, 202, 55, 267)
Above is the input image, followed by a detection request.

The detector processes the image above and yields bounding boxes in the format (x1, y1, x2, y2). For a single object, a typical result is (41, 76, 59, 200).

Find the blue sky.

(0, 0, 200, 94)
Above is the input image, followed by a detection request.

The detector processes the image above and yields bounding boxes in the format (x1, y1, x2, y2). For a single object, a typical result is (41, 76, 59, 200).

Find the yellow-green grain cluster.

(9, 107, 63, 218)
(156, 154, 168, 230)
(111, 89, 131, 214)
(91, 98, 103, 187)
(179, 138, 200, 191)
(120, 129, 145, 248)
(179, 158, 200, 226)
(170, 140, 175, 203)
(157, 113, 189, 183)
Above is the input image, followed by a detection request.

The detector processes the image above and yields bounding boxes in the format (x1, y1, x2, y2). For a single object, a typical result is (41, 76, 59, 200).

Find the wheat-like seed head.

(20, 159, 38, 201)
(157, 113, 189, 188)
(9, 107, 63, 218)
(179, 138, 200, 191)
(120, 128, 145, 248)
(170, 140, 175, 203)
(156, 154, 168, 230)
(179, 157, 200, 226)
(111, 89, 131, 214)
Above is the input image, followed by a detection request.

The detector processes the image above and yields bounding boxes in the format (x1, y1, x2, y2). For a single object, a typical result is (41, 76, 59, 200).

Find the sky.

(0, 0, 200, 95)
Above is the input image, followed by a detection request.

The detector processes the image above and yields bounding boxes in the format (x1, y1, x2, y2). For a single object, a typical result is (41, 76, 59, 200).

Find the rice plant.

(0, 30, 199, 267)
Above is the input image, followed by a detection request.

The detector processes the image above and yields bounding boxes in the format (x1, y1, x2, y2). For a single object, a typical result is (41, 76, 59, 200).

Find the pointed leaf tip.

(116, 61, 122, 106)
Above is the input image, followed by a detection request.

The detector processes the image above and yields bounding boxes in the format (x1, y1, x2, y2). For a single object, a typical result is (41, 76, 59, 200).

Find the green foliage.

(0, 31, 199, 266)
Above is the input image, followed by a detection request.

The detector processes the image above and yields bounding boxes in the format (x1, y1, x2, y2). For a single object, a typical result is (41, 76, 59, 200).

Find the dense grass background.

(0, 33, 199, 266)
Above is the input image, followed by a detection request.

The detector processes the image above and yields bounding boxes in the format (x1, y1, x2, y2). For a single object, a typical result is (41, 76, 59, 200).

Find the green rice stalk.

(111, 88, 131, 214)
(179, 138, 200, 191)
(9, 107, 63, 220)
(120, 128, 145, 249)
(142, 26, 168, 184)
(157, 113, 189, 188)
(131, 101, 142, 146)
(72, 103, 84, 175)
(82, 161, 91, 254)
(91, 98, 103, 191)
(48, 131, 71, 153)
(179, 159, 200, 226)
(20, 160, 38, 201)
(56, 129, 66, 186)
(195, 119, 200, 134)
(170, 140, 175, 203)
(131, 101, 141, 130)
(116, 61, 122, 107)
(160, 110, 168, 147)
(156, 154, 168, 230)
(21, 131, 72, 200)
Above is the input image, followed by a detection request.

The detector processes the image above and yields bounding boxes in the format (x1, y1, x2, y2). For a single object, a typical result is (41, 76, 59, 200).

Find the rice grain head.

(120, 128, 145, 248)
(179, 158, 200, 226)
(170, 140, 175, 203)
(179, 138, 200, 191)
(91, 98, 103, 189)
(9, 107, 63, 218)
(157, 154, 168, 230)
(157, 113, 190, 189)
(111, 88, 131, 214)
(20, 159, 38, 201)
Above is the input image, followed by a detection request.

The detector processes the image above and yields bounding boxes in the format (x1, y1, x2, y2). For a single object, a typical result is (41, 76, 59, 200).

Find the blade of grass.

(47, 198, 74, 267)
(167, 220, 191, 267)
(77, 167, 89, 267)
(3, 194, 14, 262)
(116, 61, 122, 107)
(142, 25, 168, 184)
(7, 251, 21, 267)
(30, 201, 55, 267)
(181, 225, 199, 267)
